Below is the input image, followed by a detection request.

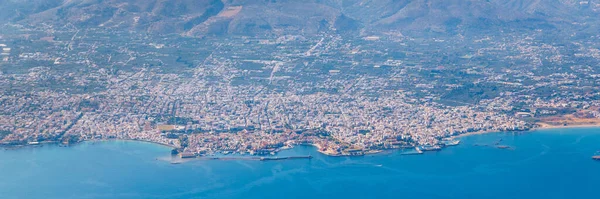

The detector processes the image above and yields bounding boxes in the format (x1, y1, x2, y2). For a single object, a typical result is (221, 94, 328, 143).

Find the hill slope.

(1, 0, 598, 36)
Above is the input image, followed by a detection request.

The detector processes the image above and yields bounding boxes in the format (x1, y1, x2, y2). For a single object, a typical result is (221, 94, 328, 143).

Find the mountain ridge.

(1, 0, 598, 36)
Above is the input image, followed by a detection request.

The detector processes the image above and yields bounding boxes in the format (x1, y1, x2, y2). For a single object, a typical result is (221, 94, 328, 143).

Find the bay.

(1, 128, 599, 199)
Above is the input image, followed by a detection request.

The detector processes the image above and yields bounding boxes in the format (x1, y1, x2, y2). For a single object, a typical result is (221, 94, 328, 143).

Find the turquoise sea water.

(1, 128, 600, 199)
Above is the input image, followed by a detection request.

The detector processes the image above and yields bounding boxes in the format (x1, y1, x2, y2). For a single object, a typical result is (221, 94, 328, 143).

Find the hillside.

(0, 0, 598, 36)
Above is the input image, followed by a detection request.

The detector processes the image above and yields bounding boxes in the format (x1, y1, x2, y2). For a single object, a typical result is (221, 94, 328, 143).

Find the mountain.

(1, 0, 599, 36)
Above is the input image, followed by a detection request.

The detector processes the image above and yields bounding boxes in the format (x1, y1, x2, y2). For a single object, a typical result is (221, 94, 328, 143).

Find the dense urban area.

(2, 22, 600, 156)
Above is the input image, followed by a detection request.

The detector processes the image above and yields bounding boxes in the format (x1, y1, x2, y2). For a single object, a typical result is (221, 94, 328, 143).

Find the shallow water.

(1, 128, 599, 199)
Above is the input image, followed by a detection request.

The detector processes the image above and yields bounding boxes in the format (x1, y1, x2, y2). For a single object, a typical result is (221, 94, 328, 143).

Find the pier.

(183, 155, 314, 161)
(259, 155, 313, 161)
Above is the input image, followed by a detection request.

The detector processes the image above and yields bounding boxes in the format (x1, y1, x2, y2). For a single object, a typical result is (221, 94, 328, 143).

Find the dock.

(186, 155, 314, 161)
(259, 155, 313, 161)
(418, 145, 442, 151)
(179, 152, 197, 159)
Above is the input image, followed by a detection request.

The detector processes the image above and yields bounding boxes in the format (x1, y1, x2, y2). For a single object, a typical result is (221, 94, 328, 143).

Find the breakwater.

(187, 155, 313, 161)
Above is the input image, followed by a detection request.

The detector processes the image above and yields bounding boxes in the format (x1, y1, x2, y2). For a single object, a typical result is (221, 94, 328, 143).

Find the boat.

(418, 145, 442, 151)
(400, 147, 423, 155)
(441, 140, 460, 146)
(593, 156, 600, 161)
(179, 152, 197, 159)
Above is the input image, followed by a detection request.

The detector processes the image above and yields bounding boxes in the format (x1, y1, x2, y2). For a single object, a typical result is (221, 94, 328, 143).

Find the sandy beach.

(533, 122, 600, 130)
(454, 123, 600, 139)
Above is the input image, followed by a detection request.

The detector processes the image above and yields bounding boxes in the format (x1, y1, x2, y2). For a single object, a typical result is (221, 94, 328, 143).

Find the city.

(2, 23, 600, 157)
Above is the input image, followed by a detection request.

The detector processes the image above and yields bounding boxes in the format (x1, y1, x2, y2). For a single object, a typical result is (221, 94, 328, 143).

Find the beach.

(454, 123, 600, 139)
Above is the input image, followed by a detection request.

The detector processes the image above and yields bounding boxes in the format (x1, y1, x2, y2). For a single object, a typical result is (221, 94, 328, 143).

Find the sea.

(1, 128, 599, 199)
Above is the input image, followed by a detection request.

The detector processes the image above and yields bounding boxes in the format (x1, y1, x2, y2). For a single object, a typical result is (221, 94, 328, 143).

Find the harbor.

(4, 127, 600, 199)
(399, 139, 461, 155)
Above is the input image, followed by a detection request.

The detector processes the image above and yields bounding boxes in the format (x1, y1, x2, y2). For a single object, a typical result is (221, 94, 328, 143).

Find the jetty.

(179, 155, 314, 161)
(259, 155, 313, 161)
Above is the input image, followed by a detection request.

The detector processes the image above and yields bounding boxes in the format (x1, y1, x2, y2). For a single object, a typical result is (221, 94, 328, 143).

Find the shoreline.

(82, 139, 179, 150)
(1, 139, 178, 150)
(112, 139, 178, 149)
(533, 123, 600, 130)
(4, 124, 600, 158)
(452, 130, 498, 138)
(454, 123, 600, 139)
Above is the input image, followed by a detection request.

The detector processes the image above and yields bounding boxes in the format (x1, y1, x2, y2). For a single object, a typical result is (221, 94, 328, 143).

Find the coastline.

(71, 139, 179, 150)
(533, 123, 600, 130)
(1, 139, 178, 150)
(83, 139, 178, 149)
(452, 130, 498, 138)
(118, 139, 178, 149)
(4, 123, 600, 158)
(454, 123, 600, 139)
